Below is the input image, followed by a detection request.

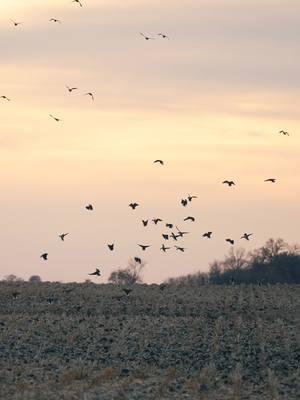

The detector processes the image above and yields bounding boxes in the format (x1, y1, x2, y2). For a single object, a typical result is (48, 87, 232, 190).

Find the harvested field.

(0, 282, 299, 399)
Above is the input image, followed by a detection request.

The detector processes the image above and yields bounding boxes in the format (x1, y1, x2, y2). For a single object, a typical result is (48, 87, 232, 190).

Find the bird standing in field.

(265, 178, 276, 183)
(154, 159, 164, 165)
(140, 32, 155, 40)
(122, 288, 132, 296)
(108, 244, 114, 251)
(223, 180, 235, 187)
(89, 268, 101, 276)
(203, 232, 213, 239)
(84, 92, 94, 101)
(49, 114, 62, 122)
(66, 85, 78, 92)
(1, 96, 10, 101)
(241, 233, 253, 241)
(40, 253, 48, 260)
(59, 233, 69, 241)
(85, 204, 93, 211)
(138, 244, 150, 251)
(129, 203, 139, 210)
(279, 130, 289, 136)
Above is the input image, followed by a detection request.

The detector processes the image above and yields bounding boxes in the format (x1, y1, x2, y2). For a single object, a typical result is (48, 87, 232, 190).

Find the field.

(0, 282, 299, 400)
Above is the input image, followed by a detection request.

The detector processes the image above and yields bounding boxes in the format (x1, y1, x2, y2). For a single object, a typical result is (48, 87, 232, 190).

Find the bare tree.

(222, 247, 248, 271)
(3, 274, 24, 282)
(108, 258, 146, 285)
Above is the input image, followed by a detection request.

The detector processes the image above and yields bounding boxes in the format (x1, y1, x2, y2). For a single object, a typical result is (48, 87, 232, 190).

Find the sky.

(0, 0, 299, 283)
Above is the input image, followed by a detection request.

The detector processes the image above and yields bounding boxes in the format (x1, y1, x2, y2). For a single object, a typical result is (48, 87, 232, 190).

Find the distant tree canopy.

(108, 258, 146, 285)
(2, 274, 24, 282)
(28, 275, 42, 283)
(166, 238, 300, 285)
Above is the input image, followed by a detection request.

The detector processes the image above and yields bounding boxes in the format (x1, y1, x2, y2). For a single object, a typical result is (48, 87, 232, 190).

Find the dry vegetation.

(0, 282, 299, 399)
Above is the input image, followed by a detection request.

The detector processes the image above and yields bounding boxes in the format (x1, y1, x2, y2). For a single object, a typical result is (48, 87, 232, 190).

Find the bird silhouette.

(175, 246, 185, 252)
(138, 244, 150, 251)
(108, 244, 114, 251)
(85, 204, 93, 211)
(129, 203, 139, 210)
(84, 92, 94, 101)
(161, 244, 171, 252)
(279, 130, 289, 136)
(40, 253, 48, 260)
(241, 233, 253, 241)
(154, 159, 164, 165)
(157, 33, 169, 39)
(184, 216, 195, 222)
(223, 180, 235, 187)
(1, 96, 10, 101)
(89, 268, 101, 276)
(59, 233, 69, 241)
(134, 257, 142, 264)
(140, 32, 155, 40)
(142, 219, 149, 226)
(181, 199, 188, 207)
(66, 85, 78, 92)
(265, 178, 276, 183)
(226, 238, 235, 245)
(170, 232, 179, 241)
(72, 0, 83, 7)
(122, 288, 132, 296)
(162, 234, 169, 240)
(166, 223, 173, 229)
(176, 226, 189, 237)
(188, 194, 197, 202)
(152, 218, 163, 225)
(203, 232, 213, 239)
(49, 114, 62, 122)
(11, 20, 22, 27)
(50, 18, 61, 23)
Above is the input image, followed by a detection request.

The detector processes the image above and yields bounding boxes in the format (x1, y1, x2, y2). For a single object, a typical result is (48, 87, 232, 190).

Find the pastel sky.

(0, 0, 299, 283)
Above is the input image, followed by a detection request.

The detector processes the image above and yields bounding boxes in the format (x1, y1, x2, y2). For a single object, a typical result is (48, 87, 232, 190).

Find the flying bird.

(226, 238, 235, 245)
(152, 218, 163, 225)
(157, 33, 169, 39)
(11, 20, 22, 27)
(85, 204, 93, 211)
(89, 268, 101, 276)
(142, 219, 149, 226)
(59, 233, 69, 241)
(129, 203, 139, 210)
(203, 232, 213, 239)
(166, 223, 173, 229)
(162, 234, 169, 240)
(108, 244, 114, 251)
(140, 32, 155, 40)
(181, 199, 188, 207)
(72, 0, 83, 7)
(161, 244, 171, 252)
(134, 257, 142, 264)
(175, 246, 185, 252)
(176, 226, 189, 237)
(40, 253, 48, 260)
(170, 232, 179, 241)
(50, 18, 61, 23)
(241, 233, 253, 241)
(279, 130, 289, 136)
(264, 178, 276, 183)
(153, 159, 164, 165)
(49, 114, 62, 122)
(223, 180, 235, 187)
(184, 216, 195, 222)
(84, 92, 94, 101)
(0, 96, 10, 101)
(138, 244, 150, 251)
(66, 85, 78, 92)
(188, 194, 197, 202)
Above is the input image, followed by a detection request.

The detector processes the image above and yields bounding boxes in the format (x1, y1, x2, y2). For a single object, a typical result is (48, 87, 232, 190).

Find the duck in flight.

(158, 33, 169, 39)
(138, 244, 150, 251)
(188, 194, 197, 202)
(40, 253, 48, 260)
(279, 130, 289, 136)
(129, 203, 139, 210)
(50, 18, 61, 23)
(161, 244, 171, 252)
(89, 268, 101, 276)
(154, 159, 164, 165)
(170, 232, 179, 241)
(223, 180, 235, 187)
(162, 234, 169, 240)
(108, 244, 114, 251)
(59, 233, 69, 241)
(264, 178, 276, 183)
(241, 233, 253, 241)
(0, 96, 10, 101)
(85, 204, 93, 211)
(226, 238, 235, 245)
(84, 92, 94, 101)
(176, 226, 189, 237)
(11, 20, 22, 27)
(66, 86, 78, 93)
(203, 232, 213, 239)
(140, 32, 155, 40)
(181, 199, 188, 207)
(134, 257, 142, 264)
(152, 218, 163, 225)
(142, 219, 149, 226)
(175, 246, 185, 252)
(166, 223, 173, 229)
(184, 216, 195, 222)
(72, 0, 83, 7)
(49, 114, 62, 122)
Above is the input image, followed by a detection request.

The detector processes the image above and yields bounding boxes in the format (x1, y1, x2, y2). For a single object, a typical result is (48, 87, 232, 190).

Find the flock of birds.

(3, 2, 292, 280)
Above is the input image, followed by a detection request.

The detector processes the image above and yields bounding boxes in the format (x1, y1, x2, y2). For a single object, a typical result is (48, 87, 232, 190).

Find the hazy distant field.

(0, 282, 299, 400)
